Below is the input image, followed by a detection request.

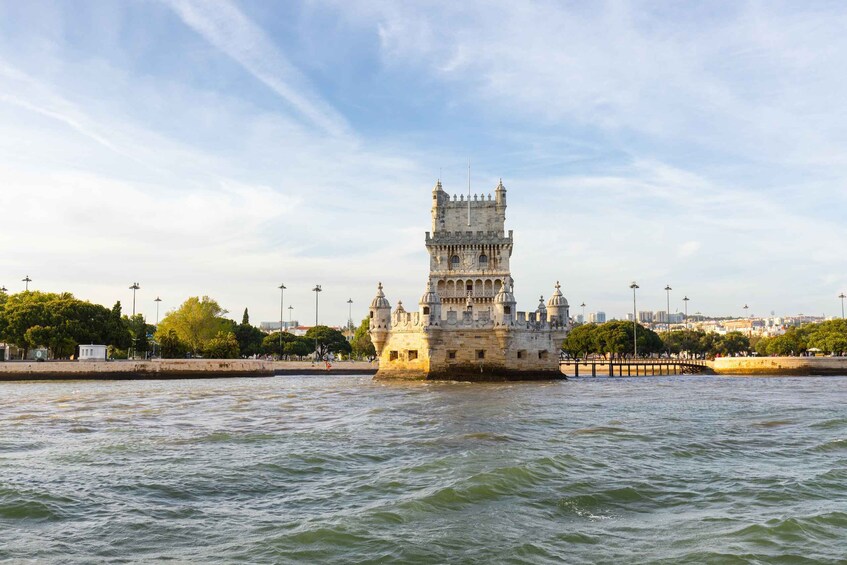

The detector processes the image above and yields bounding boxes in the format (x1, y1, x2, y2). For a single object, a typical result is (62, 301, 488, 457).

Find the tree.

(155, 296, 231, 355)
(204, 331, 240, 359)
(262, 331, 297, 357)
(715, 332, 750, 356)
(561, 323, 597, 358)
(350, 318, 376, 359)
(159, 329, 187, 358)
(285, 337, 315, 359)
(235, 308, 266, 357)
(305, 325, 352, 358)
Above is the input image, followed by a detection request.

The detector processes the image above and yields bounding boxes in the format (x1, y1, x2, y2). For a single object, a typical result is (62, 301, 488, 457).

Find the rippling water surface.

(2, 375, 847, 563)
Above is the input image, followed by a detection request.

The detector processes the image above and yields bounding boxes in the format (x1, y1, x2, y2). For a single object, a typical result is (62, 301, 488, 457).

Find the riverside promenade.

(0, 359, 377, 381)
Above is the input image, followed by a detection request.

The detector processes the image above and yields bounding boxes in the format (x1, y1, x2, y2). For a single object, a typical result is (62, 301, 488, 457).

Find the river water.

(1, 375, 846, 564)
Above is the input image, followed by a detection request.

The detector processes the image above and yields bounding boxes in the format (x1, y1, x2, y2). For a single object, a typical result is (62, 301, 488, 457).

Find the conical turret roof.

(419, 280, 441, 304)
(547, 281, 569, 308)
(370, 282, 390, 309)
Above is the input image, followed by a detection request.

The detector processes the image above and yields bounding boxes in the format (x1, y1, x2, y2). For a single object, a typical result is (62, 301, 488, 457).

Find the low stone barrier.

(711, 357, 847, 376)
(0, 359, 377, 381)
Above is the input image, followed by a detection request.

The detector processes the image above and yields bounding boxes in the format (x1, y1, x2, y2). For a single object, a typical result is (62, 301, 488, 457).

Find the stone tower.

(369, 179, 569, 381)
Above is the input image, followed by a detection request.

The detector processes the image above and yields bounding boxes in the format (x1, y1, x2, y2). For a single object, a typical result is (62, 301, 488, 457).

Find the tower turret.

(419, 280, 442, 326)
(546, 281, 569, 327)
(536, 295, 547, 323)
(368, 282, 391, 355)
(493, 276, 516, 325)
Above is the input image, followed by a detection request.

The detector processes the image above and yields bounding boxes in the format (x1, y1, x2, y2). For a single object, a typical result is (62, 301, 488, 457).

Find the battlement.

(425, 230, 513, 245)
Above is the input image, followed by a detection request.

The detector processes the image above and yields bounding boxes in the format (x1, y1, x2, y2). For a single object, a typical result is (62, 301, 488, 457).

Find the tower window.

(476, 350, 485, 360)
(389, 351, 399, 361)
(451, 255, 460, 268)
(504, 306, 511, 314)
(422, 306, 430, 315)
(538, 350, 549, 360)
(408, 350, 418, 361)
(448, 350, 457, 359)
(479, 254, 488, 266)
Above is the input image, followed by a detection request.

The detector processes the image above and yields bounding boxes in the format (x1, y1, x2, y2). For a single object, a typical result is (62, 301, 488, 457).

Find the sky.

(1, 0, 847, 325)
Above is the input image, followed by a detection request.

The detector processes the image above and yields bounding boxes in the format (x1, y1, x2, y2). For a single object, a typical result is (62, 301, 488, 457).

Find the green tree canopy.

(235, 308, 265, 357)
(154, 296, 230, 355)
(305, 325, 352, 358)
(204, 331, 240, 359)
(351, 318, 376, 359)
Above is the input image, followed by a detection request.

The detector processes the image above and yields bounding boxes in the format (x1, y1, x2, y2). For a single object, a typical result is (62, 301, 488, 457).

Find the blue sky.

(1, 0, 847, 325)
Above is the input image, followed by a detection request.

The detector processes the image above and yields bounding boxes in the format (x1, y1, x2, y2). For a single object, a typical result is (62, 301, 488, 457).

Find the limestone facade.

(369, 179, 570, 380)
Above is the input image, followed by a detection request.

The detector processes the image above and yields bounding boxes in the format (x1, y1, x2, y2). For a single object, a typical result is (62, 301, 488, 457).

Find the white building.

(588, 311, 606, 323)
(78, 344, 107, 361)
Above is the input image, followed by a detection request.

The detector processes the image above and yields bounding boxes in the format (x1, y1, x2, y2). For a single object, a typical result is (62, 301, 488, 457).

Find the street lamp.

(288, 305, 294, 325)
(278, 283, 287, 356)
(0, 285, 7, 294)
(630, 281, 639, 358)
(683, 296, 689, 327)
(839, 293, 845, 319)
(129, 282, 140, 316)
(580, 302, 586, 324)
(154, 297, 162, 326)
(313, 284, 322, 359)
(743, 304, 749, 318)
(347, 298, 354, 331)
(22, 276, 32, 291)
(664, 285, 672, 334)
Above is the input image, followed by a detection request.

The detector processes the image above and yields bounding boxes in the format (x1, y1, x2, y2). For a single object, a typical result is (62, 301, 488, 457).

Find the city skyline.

(2, 1, 847, 324)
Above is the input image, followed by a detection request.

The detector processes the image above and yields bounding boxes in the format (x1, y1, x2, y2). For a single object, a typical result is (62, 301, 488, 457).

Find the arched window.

(451, 255, 460, 269)
(479, 254, 488, 267)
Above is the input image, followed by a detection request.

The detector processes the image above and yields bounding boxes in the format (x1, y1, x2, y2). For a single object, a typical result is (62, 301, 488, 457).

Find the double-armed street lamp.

(313, 284, 322, 360)
(630, 281, 639, 358)
(839, 293, 845, 319)
(22, 276, 32, 291)
(288, 305, 294, 324)
(664, 285, 672, 334)
(743, 304, 749, 318)
(580, 302, 586, 324)
(278, 283, 287, 355)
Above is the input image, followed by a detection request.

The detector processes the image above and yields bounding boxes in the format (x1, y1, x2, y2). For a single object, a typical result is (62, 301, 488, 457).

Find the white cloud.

(162, 0, 350, 138)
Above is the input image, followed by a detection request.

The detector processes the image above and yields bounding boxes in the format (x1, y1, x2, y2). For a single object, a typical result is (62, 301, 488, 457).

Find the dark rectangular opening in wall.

(422, 307, 430, 315)
(448, 350, 457, 360)
(517, 350, 526, 359)
(389, 351, 399, 361)
(538, 350, 548, 360)
(476, 350, 485, 360)
(408, 350, 418, 361)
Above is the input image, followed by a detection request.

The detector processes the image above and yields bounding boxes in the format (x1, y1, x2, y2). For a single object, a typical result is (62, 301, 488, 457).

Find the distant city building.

(575, 314, 584, 324)
(588, 311, 606, 323)
(260, 321, 300, 333)
(669, 312, 684, 324)
(653, 311, 668, 324)
(638, 310, 653, 323)
(626, 313, 634, 322)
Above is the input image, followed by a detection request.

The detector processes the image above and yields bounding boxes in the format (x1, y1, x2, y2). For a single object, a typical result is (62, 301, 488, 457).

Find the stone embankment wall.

(711, 357, 847, 376)
(0, 359, 377, 381)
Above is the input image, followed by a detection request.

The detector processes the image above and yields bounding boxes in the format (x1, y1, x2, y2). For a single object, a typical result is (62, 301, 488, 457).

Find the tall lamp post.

(313, 284, 322, 360)
(580, 302, 586, 324)
(22, 276, 32, 291)
(129, 282, 140, 316)
(664, 285, 672, 334)
(278, 283, 286, 356)
(347, 298, 354, 330)
(743, 304, 749, 318)
(630, 281, 639, 358)
(153, 296, 162, 358)
(683, 296, 689, 327)
(0, 286, 7, 294)
(288, 305, 294, 325)
(129, 282, 140, 358)
(839, 293, 845, 319)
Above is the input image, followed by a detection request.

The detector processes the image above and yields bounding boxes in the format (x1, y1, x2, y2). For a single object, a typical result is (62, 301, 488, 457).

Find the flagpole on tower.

(467, 159, 471, 227)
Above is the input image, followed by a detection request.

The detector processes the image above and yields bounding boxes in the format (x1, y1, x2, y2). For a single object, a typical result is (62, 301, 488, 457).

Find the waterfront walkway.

(560, 358, 712, 377)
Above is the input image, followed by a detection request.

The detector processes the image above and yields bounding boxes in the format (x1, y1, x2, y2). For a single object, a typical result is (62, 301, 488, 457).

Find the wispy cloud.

(162, 0, 350, 138)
